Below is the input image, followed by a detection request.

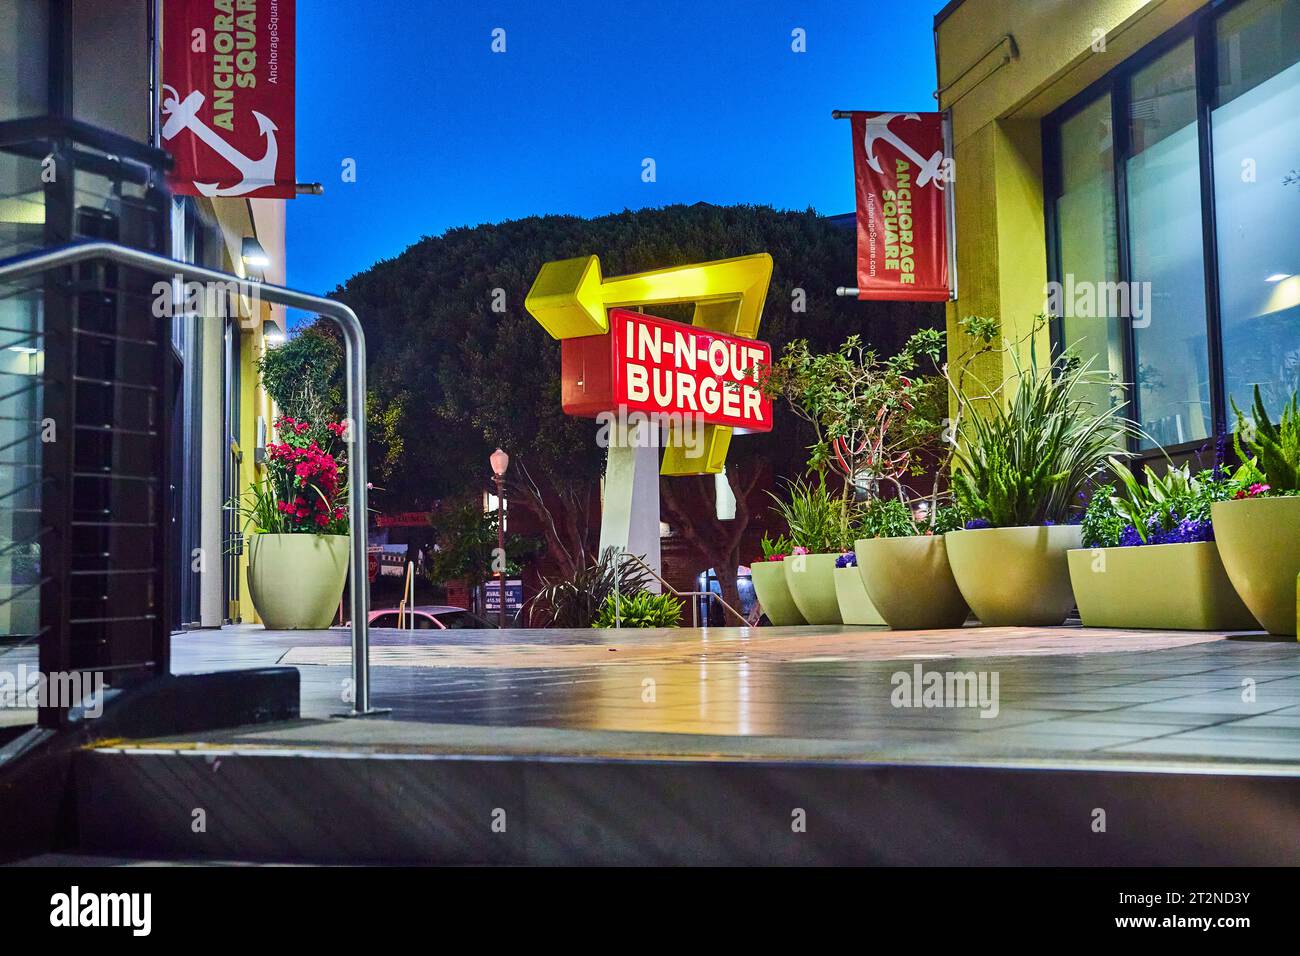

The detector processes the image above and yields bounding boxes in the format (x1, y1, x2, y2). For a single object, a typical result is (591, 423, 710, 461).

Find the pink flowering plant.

(233, 415, 350, 536)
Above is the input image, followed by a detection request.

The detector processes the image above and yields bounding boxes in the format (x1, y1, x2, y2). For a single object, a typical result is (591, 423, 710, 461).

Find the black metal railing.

(0, 118, 172, 726)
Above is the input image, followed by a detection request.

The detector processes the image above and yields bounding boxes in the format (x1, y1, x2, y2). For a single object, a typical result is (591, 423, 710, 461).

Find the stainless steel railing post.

(0, 240, 387, 717)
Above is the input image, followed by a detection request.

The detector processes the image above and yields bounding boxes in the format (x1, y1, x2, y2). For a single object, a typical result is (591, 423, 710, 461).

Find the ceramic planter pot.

(247, 533, 350, 629)
(783, 553, 843, 625)
(750, 560, 807, 625)
(1067, 542, 1257, 631)
(945, 525, 1082, 627)
(855, 534, 970, 629)
(832, 566, 886, 626)
(1212, 497, 1300, 636)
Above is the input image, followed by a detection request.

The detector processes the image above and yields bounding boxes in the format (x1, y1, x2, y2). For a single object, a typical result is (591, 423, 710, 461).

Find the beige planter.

(856, 534, 969, 629)
(247, 533, 349, 629)
(833, 566, 886, 626)
(1068, 542, 1258, 631)
(1212, 497, 1300, 636)
(750, 560, 806, 625)
(783, 553, 843, 625)
(945, 525, 1082, 627)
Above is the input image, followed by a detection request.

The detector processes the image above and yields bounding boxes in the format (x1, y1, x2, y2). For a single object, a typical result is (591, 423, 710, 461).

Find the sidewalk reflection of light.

(736, 659, 751, 735)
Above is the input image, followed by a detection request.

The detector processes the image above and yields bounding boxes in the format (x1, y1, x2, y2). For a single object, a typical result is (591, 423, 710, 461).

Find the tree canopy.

(322, 203, 942, 516)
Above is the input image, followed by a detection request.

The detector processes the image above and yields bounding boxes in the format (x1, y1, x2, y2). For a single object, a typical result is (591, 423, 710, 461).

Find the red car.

(366, 605, 499, 630)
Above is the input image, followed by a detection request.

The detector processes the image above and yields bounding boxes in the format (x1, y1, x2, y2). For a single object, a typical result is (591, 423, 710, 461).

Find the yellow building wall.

(237, 319, 275, 624)
(936, 0, 1212, 383)
(207, 195, 285, 625)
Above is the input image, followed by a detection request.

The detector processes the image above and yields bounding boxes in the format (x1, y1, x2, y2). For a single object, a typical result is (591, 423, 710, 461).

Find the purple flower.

(835, 551, 857, 568)
(1165, 516, 1213, 544)
(1119, 524, 1144, 547)
(964, 517, 991, 530)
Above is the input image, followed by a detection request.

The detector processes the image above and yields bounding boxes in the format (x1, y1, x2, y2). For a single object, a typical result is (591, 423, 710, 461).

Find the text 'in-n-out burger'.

(561, 308, 773, 431)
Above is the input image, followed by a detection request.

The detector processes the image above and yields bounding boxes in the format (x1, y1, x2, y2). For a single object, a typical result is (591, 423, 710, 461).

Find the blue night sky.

(288, 0, 939, 304)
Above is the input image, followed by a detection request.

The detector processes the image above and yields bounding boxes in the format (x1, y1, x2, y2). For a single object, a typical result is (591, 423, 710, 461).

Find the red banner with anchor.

(850, 112, 953, 301)
(161, 0, 295, 199)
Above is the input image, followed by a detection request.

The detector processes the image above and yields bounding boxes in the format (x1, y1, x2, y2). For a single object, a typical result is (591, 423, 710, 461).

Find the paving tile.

(1165, 724, 1300, 743)
(167, 624, 1300, 768)
(1102, 738, 1300, 760)
(1006, 717, 1186, 738)
(1221, 714, 1300, 729)
(1127, 695, 1295, 716)
(1067, 709, 1226, 727)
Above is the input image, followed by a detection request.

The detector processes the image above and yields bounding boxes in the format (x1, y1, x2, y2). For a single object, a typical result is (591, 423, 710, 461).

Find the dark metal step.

(71, 726, 1300, 865)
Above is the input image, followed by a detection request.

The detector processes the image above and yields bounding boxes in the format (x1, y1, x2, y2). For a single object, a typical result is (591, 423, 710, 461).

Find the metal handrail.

(615, 551, 748, 627)
(0, 240, 383, 716)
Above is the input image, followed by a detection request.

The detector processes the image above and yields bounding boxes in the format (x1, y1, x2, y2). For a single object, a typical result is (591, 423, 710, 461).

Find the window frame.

(1042, 0, 1256, 459)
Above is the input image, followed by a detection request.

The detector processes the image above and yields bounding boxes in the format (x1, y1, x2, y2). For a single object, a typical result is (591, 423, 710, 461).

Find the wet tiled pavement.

(152, 623, 1300, 769)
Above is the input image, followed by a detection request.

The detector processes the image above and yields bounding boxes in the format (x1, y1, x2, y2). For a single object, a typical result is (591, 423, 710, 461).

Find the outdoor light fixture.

(490, 448, 510, 627)
(241, 237, 270, 268)
(1266, 273, 1292, 283)
(262, 320, 287, 347)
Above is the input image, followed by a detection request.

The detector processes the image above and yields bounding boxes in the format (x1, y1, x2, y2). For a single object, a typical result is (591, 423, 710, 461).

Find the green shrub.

(591, 590, 683, 628)
(856, 497, 915, 539)
(1233, 385, 1300, 493)
(1080, 484, 1126, 549)
(1081, 459, 1242, 548)
(767, 476, 858, 553)
(952, 351, 1140, 527)
(855, 496, 967, 538)
(759, 532, 794, 561)
(529, 547, 653, 628)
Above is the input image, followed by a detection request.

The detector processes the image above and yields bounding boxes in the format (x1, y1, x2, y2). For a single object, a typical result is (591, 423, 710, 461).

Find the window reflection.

(1126, 38, 1212, 448)
(1213, 0, 1300, 419)
(1055, 95, 1125, 416)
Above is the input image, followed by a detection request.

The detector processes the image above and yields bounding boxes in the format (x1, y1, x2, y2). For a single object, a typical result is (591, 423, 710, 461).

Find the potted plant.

(759, 332, 943, 626)
(749, 532, 808, 625)
(943, 321, 1141, 626)
(768, 477, 852, 625)
(834, 322, 979, 630)
(1211, 387, 1300, 636)
(830, 550, 886, 626)
(1068, 459, 1257, 630)
(855, 495, 971, 630)
(235, 415, 351, 629)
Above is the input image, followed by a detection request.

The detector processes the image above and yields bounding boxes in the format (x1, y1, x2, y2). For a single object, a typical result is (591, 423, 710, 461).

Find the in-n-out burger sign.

(561, 308, 773, 432)
(525, 252, 775, 475)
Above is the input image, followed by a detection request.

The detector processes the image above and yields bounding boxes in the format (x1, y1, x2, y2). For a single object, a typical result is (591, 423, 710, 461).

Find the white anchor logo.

(863, 113, 947, 190)
(161, 84, 279, 197)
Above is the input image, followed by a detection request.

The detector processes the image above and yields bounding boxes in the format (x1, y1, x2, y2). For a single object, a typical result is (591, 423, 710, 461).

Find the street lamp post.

(490, 448, 510, 628)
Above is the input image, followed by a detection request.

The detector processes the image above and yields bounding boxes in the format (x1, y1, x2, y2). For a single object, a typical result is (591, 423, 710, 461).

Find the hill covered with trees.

(289, 203, 943, 597)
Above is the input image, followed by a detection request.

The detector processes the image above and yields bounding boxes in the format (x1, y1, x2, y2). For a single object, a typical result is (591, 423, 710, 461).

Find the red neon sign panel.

(561, 309, 772, 432)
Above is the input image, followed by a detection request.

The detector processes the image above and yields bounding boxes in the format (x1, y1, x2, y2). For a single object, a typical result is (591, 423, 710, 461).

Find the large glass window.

(0, 0, 48, 121)
(0, 0, 49, 642)
(1046, 0, 1300, 455)
(1212, 0, 1300, 419)
(1055, 94, 1123, 415)
(1126, 38, 1212, 449)
(0, 290, 43, 642)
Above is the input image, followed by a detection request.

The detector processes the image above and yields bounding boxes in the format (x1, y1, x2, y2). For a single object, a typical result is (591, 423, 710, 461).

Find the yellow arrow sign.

(524, 252, 773, 475)
(525, 253, 772, 340)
